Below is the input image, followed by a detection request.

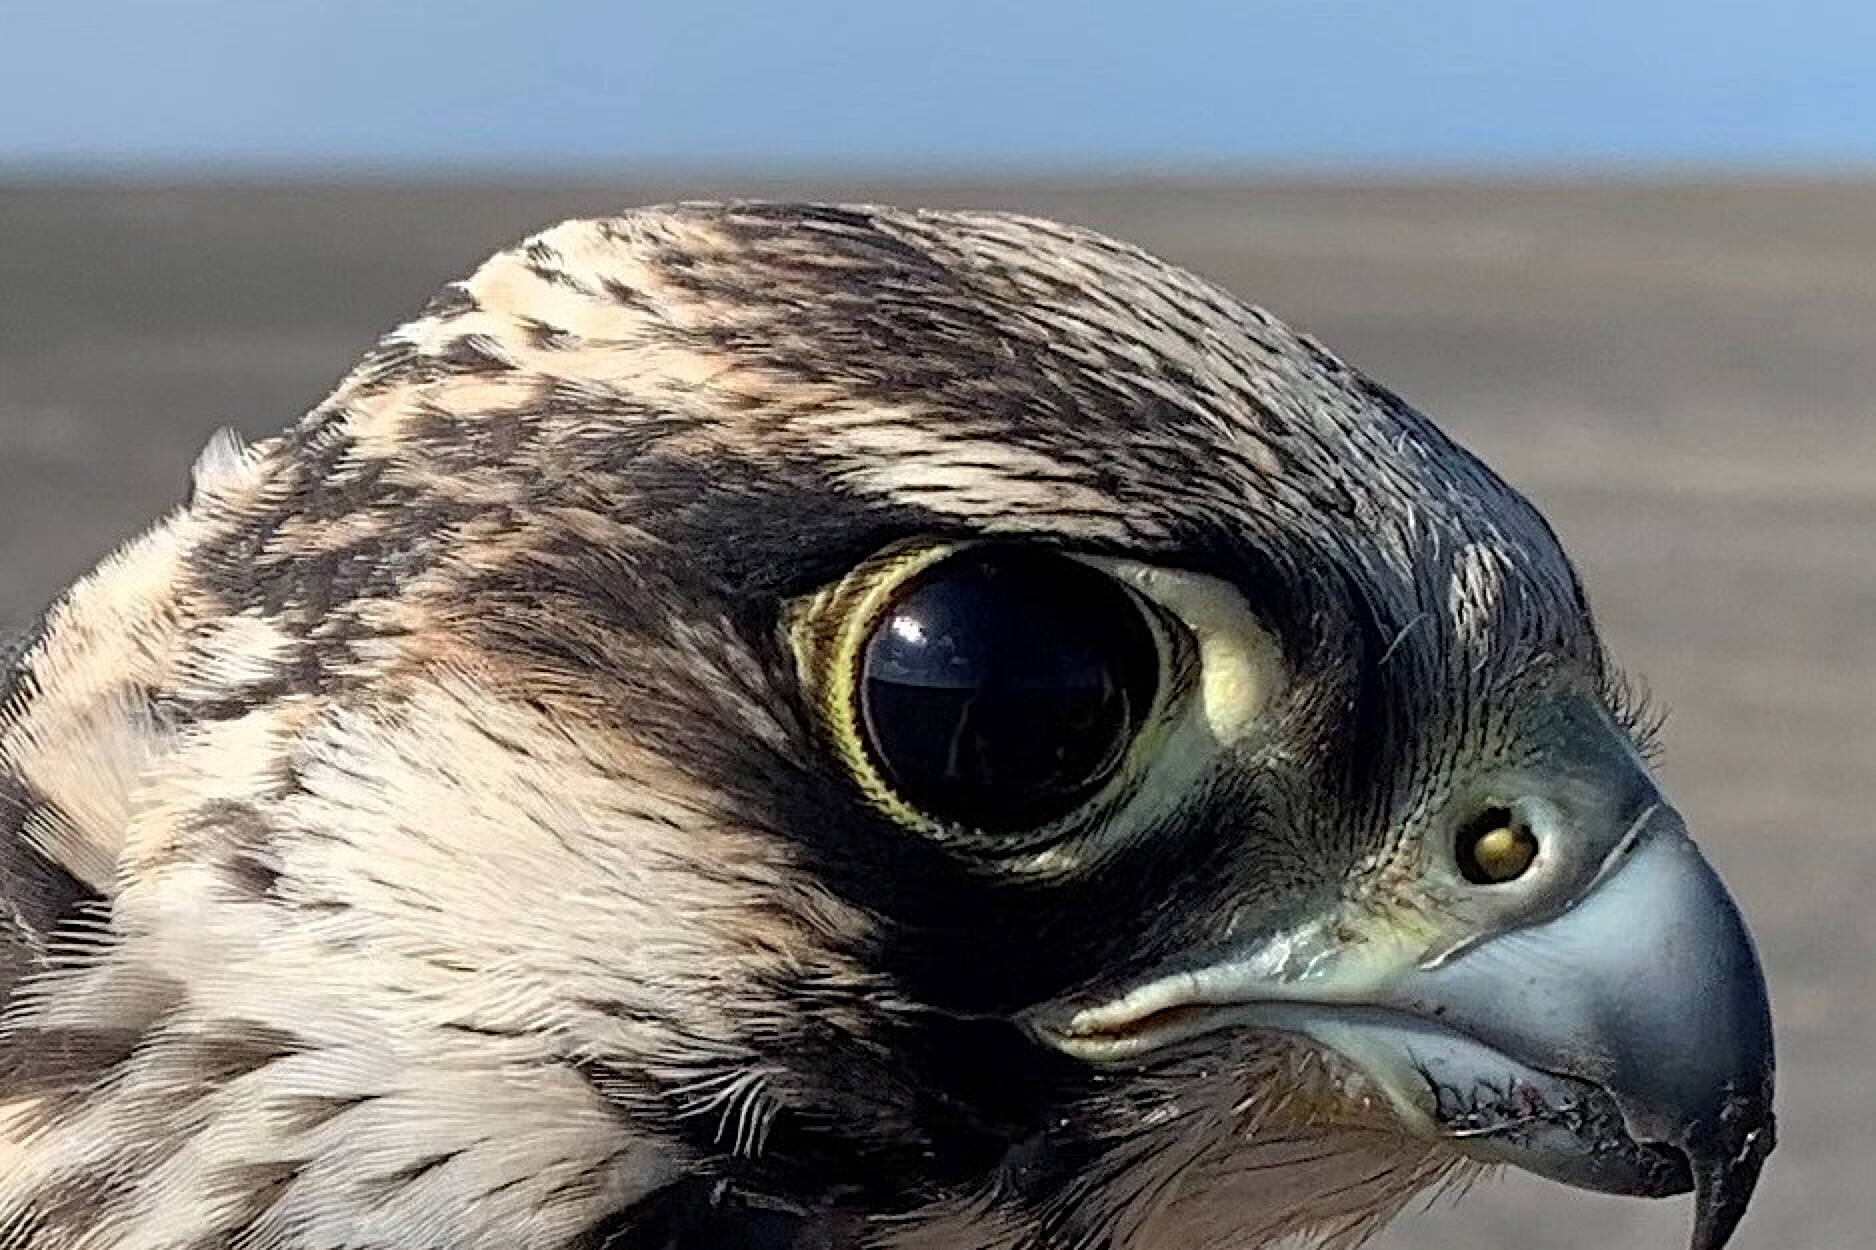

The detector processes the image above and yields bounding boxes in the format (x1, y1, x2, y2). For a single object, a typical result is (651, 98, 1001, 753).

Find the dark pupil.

(858, 548, 1159, 832)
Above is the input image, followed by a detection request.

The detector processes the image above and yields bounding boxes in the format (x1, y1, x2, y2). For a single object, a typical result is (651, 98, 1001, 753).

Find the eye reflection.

(1456, 806, 1540, 884)
(856, 547, 1160, 833)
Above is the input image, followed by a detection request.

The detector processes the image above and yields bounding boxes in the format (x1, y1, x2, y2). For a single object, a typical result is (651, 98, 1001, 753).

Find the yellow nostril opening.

(1457, 808, 1539, 884)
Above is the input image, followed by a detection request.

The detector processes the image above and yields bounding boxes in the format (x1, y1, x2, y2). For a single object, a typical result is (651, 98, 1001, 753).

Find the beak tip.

(1686, 1098, 1777, 1250)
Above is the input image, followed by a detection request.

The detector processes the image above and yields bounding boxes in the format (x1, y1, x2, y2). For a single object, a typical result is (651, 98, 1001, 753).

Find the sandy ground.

(1, 177, 1871, 1249)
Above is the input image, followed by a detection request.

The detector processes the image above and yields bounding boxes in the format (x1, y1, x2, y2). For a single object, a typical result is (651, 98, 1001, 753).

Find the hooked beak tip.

(1687, 1093, 1777, 1250)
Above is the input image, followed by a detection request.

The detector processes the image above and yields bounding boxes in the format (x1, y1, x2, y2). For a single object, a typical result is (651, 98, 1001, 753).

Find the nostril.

(1456, 805, 1539, 884)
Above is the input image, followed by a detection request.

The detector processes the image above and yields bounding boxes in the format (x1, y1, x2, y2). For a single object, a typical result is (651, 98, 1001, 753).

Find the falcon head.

(0, 203, 1773, 1250)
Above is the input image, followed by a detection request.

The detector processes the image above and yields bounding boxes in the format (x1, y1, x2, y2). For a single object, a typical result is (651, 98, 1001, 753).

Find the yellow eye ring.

(788, 540, 963, 836)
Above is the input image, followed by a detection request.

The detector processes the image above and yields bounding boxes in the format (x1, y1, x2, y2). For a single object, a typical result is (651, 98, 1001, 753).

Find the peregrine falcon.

(0, 203, 1774, 1250)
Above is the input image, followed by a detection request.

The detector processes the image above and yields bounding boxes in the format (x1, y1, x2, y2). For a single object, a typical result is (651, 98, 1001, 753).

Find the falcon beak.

(1027, 805, 1776, 1250)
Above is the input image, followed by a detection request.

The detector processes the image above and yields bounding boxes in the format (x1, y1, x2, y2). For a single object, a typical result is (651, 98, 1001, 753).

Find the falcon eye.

(1455, 806, 1539, 884)
(855, 547, 1161, 833)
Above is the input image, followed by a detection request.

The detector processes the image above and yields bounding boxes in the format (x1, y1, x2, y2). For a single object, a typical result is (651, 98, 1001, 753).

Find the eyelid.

(1072, 558, 1286, 745)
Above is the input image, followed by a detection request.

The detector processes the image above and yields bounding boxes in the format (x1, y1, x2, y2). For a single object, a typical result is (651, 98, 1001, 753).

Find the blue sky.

(5, 0, 1874, 170)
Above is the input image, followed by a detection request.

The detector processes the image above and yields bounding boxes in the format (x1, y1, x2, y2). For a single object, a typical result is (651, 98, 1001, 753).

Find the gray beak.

(1031, 805, 1775, 1250)
(1387, 807, 1776, 1249)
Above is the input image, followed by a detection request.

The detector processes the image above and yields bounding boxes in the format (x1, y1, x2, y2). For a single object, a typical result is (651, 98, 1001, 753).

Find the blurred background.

(1, 4, 1871, 1248)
